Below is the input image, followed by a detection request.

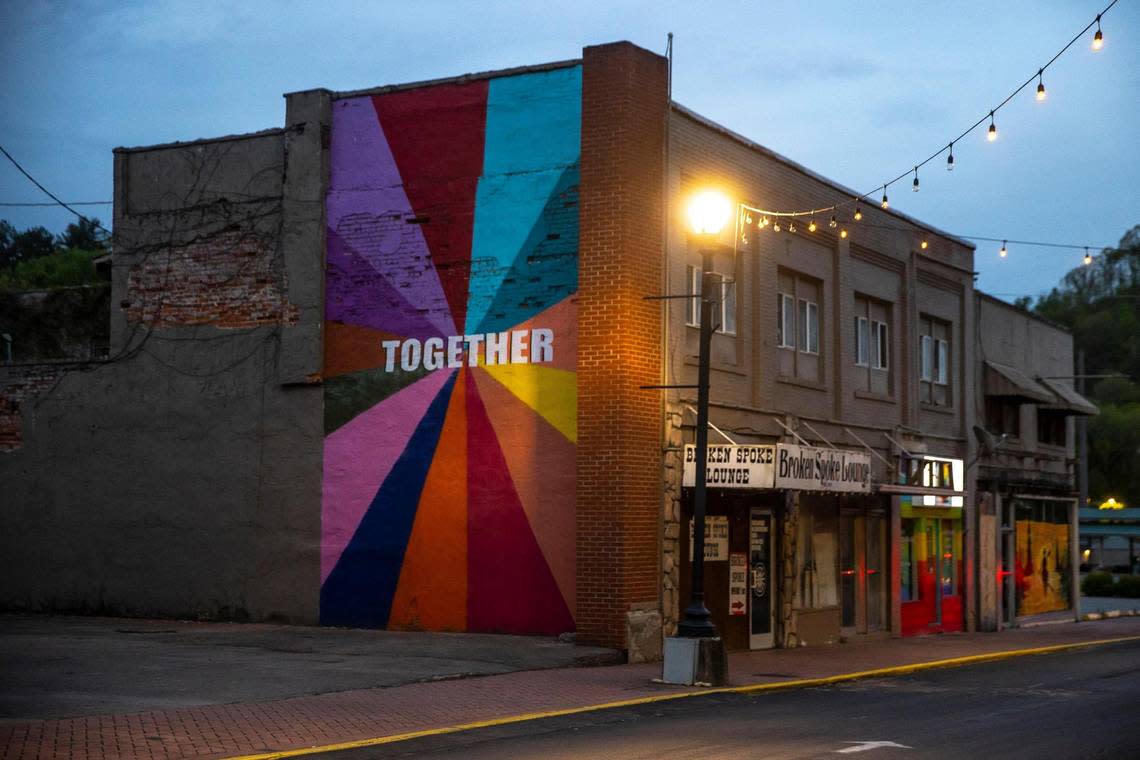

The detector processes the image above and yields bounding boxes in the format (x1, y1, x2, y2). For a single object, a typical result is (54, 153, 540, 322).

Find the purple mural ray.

(326, 229, 445, 341)
(321, 367, 456, 584)
(328, 97, 456, 337)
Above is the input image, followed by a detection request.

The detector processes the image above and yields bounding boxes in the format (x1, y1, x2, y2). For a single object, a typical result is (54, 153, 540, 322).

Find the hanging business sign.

(774, 443, 871, 493)
(729, 552, 748, 616)
(682, 444, 776, 489)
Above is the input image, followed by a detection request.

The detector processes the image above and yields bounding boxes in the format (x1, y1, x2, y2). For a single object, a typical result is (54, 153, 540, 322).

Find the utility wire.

(0, 143, 112, 237)
(0, 201, 111, 207)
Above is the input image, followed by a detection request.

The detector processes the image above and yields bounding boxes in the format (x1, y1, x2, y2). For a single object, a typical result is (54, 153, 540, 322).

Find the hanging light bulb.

(808, 218, 817, 232)
(854, 202, 863, 221)
(912, 167, 920, 192)
(1036, 69, 1047, 101)
(999, 240, 1008, 258)
(788, 220, 797, 233)
(773, 220, 782, 232)
(987, 111, 997, 142)
(947, 142, 955, 172)
(1084, 247, 1093, 265)
(840, 229, 848, 239)
(829, 214, 838, 229)
(1092, 14, 1103, 50)
(880, 186, 889, 210)
(745, 213, 754, 225)
(761, 216, 770, 228)
(921, 240, 929, 250)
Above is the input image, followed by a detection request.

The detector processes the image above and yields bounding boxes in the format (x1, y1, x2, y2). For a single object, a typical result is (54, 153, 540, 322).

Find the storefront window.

(1014, 498, 1073, 616)
(940, 522, 958, 596)
(901, 519, 917, 602)
(798, 498, 838, 608)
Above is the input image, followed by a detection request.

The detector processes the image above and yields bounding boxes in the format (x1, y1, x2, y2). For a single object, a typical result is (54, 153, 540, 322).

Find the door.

(749, 508, 774, 649)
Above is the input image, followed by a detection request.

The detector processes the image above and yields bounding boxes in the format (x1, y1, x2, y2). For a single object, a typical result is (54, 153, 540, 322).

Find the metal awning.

(984, 360, 1055, 403)
(1038, 377, 1100, 416)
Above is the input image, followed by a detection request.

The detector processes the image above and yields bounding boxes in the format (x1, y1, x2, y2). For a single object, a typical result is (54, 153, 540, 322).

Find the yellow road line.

(228, 634, 1140, 759)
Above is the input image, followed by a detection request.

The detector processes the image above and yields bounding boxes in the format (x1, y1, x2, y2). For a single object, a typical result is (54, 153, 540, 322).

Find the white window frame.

(935, 338, 949, 386)
(719, 274, 737, 335)
(920, 335, 933, 381)
(855, 316, 870, 366)
(872, 320, 889, 370)
(778, 293, 795, 348)
(685, 265, 700, 327)
(799, 299, 819, 355)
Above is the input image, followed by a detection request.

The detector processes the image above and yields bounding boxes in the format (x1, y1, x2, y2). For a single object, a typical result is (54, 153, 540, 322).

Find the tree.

(7, 225, 56, 265)
(56, 217, 107, 253)
(1030, 224, 1140, 507)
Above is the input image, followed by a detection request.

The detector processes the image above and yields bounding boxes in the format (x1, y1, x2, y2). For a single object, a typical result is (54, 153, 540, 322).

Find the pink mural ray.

(328, 97, 456, 337)
(321, 368, 455, 584)
(470, 365, 576, 616)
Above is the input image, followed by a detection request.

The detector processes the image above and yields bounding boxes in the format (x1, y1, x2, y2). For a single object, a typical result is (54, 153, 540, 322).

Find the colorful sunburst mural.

(320, 66, 581, 635)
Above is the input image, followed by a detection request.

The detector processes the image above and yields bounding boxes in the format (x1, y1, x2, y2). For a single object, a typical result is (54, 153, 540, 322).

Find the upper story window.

(686, 265, 736, 334)
(919, 316, 951, 407)
(985, 397, 1021, 437)
(1037, 409, 1067, 447)
(854, 296, 892, 395)
(777, 270, 823, 383)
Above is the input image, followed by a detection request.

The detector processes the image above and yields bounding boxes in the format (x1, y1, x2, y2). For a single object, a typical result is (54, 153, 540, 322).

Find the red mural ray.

(465, 366, 575, 636)
(324, 322, 406, 379)
(373, 83, 487, 335)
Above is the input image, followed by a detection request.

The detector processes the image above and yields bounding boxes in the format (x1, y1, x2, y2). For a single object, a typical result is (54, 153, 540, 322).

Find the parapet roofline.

(976, 290, 1072, 333)
(670, 102, 976, 252)
(301, 58, 583, 101)
(114, 127, 285, 155)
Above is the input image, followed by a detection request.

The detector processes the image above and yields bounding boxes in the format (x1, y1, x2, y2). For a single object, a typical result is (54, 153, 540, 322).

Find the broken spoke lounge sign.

(775, 443, 871, 493)
(683, 445, 776, 489)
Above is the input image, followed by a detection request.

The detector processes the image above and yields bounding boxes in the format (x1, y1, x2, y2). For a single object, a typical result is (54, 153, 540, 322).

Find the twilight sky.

(1, 0, 1136, 300)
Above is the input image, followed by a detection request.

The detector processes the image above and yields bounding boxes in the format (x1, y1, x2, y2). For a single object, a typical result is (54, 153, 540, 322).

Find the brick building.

(0, 41, 1095, 657)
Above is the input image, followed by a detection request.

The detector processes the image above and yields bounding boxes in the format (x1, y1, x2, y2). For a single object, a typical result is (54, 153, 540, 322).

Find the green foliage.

(1082, 571, 1114, 596)
(2, 225, 56, 267)
(0, 247, 104, 292)
(1118, 575, 1140, 598)
(1029, 224, 1140, 508)
(56, 218, 107, 253)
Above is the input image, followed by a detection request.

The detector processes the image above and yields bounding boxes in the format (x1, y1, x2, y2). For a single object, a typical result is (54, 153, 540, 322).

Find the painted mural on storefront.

(1014, 499, 1072, 616)
(320, 66, 581, 634)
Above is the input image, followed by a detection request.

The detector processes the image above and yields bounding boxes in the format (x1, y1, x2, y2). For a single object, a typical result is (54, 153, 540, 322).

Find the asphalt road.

(332, 639, 1140, 759)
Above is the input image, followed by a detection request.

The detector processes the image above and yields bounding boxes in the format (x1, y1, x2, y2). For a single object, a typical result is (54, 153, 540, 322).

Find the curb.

(227, 634, 1140, 760)
(1082, 608, 1140, 621)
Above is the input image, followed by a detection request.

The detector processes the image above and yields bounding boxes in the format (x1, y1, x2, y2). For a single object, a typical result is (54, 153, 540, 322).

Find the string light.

(946, 142, 955, 172)
(829, 214, 838, 228)
(854, 202, 863, 221)
(788, 220, 797, 233)
(1000, 240, 1008, 258)
(987, 111, 998, 142)
(773, 220, 782, 232)
(808, 218, 817, 232)
(840, 229, 848, 239)
(912, 167, 920, 192)
(1084, 247, 1093, 265)
(1092, 14, 1104, 50)
(880, 186, 889, 209)
(921, 240, 929, 250)
(1036, 69, 1047, 101)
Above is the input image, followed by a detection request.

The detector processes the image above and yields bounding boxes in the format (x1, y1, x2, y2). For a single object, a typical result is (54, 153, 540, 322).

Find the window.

(872, 321, 889, 370)
(778, 293, 795, 348)
(986, 397, 1021, 437)
(798, 497, 838, 609)
(777, 271, 823, 382)
(919, 316, 951, 406)
(1037, 409, 1067, 447)
(798, 299, 819, 354)
(854, 317, 869, 366)
(685, 267, 736, 334)
(854, 296, 892, 395)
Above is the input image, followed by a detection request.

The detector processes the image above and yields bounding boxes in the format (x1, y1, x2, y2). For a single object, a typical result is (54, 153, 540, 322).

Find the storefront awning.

(1037, 377, 1100, 416)
(984, 360, 1055, 403)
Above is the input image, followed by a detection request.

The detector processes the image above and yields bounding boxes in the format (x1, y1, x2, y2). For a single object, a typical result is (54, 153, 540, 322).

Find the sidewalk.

(3, 616, 1140, 760)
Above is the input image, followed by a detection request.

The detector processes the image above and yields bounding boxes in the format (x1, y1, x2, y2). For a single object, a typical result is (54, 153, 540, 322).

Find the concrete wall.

(0, 111, 327, 622)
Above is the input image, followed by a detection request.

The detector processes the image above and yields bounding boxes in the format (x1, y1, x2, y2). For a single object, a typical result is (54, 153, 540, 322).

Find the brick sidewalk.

(4, 617, 1140, 760)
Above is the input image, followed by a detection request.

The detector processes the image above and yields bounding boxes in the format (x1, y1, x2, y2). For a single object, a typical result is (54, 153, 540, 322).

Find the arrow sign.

(835, 741, 912, 754)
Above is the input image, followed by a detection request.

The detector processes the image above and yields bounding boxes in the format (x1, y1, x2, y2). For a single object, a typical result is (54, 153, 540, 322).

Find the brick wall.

(577, 42, 668, 649)
(0, 366, 63, 451)
(124, 229, 299, 329)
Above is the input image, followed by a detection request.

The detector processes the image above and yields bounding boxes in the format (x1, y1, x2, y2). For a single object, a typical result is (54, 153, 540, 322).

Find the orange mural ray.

(471, 366, 575, 616)
(389, 368, 468, 630)
(324, 321, 407, 379)
(505, 293, 577, 372)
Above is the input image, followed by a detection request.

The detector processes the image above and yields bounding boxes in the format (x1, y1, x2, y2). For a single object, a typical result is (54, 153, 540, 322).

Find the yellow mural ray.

(481, 363, 577, 444)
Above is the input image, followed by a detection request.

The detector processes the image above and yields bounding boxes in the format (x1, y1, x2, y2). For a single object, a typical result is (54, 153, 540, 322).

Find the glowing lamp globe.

(688, 191, 733, 236)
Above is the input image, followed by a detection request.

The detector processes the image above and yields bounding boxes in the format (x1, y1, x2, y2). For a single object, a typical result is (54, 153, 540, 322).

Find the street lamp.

(679, 190, 732, 638)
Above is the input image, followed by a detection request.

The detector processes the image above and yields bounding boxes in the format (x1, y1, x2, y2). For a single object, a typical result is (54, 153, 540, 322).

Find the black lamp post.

(678, 191, 731, 639)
